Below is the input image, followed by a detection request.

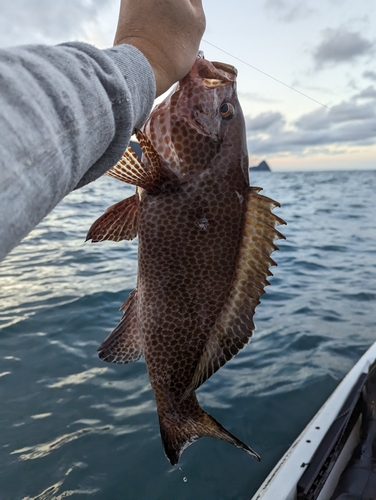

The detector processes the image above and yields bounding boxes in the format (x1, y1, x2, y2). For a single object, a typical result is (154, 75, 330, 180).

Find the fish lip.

(211, 61, 238, 78)
(195, 58, 237, 86)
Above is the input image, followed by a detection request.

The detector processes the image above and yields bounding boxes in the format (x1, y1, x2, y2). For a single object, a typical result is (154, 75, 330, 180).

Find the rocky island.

(250, 160, 271, 172)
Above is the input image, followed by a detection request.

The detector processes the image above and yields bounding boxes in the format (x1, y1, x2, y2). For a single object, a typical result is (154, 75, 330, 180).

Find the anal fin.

(98, 289, 142, 364)
(86, 194, 138, 242)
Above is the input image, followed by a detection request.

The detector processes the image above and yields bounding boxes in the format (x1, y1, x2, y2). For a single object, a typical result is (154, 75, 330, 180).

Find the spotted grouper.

(87, 55, 285, 465)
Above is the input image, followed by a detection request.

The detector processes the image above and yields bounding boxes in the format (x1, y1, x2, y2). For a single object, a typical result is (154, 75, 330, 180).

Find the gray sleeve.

(0, 42, 155, 261)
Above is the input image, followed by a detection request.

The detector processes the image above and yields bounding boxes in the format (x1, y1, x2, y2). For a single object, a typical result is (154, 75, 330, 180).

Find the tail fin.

(158, 394, 260, 465)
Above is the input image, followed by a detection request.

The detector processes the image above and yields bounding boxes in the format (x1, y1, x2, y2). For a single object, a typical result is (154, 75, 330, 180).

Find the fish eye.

(220, 103, 235, 120)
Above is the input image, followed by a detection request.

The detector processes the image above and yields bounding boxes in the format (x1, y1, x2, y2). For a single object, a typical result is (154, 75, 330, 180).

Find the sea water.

(1, 170, 376, 499)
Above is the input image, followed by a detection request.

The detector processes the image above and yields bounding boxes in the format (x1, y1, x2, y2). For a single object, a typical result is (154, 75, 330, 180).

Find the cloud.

(265, 0, 315, 22)
(354, 86, 376, 100)
(246, 98, 376, 156)
(326, 101, 375, 123)
(313, 27, 374, 68)
(293, 109, 327, 131)
(0, 0, 114, 47)
(238, 91, 279, 104)
(246, 111, 285, 131)
(363, 70, 376, 81)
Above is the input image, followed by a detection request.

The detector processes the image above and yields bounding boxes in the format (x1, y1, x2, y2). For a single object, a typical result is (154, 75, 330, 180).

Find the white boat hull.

(251, 341, 376, 500)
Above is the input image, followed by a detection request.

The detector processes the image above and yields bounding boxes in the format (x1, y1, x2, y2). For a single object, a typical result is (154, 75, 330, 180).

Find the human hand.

(114, 0, 206, 97)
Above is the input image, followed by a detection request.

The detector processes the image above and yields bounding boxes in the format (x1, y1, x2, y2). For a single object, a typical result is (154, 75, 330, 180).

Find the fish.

(86, 54, 285, 465)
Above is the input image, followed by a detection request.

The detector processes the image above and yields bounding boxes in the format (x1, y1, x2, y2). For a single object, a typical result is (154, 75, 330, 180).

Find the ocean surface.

(1, 170, 376, 500)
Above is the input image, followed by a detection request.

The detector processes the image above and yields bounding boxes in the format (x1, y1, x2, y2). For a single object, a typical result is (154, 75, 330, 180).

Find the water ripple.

(46, 367, 109, 388)
(1, 171, 376, 499)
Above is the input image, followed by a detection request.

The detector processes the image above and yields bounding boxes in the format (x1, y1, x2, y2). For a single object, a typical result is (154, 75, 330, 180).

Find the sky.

(0, 0, 375, 171)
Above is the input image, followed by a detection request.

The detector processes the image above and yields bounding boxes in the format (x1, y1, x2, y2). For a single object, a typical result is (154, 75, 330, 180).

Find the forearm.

(0, 42, 155, 260)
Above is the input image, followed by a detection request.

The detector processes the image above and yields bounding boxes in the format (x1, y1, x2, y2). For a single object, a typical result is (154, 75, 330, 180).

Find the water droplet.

(178, 466, 188, 483)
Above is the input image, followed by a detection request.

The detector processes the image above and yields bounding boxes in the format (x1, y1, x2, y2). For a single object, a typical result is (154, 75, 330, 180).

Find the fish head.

(143, 56, 248, 178)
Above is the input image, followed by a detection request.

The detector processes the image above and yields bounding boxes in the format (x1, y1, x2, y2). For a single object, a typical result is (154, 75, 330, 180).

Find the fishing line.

(202, 38, 376, 135)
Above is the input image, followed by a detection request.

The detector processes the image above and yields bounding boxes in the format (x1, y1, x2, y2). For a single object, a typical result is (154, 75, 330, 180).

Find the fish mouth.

(196, 59, 237, 88)
(211, 61, 238, 77)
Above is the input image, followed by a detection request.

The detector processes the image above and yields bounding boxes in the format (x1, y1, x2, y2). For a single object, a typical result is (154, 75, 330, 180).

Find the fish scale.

(87, 55, 285, 465)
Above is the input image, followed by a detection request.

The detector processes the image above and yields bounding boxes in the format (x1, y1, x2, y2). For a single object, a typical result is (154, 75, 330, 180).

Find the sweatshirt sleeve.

(0, 42, 155, 261)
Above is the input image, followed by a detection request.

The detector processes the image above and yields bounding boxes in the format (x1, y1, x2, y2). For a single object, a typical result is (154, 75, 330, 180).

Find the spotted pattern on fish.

(87, 56, 285, 465)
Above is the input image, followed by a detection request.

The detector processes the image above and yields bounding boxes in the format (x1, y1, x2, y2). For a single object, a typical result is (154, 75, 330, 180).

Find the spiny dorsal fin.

(98, 289, 142, 364)
(183, 187, 286, 397)
(107, 134, 162, 193)
(86, 194, 138, 242)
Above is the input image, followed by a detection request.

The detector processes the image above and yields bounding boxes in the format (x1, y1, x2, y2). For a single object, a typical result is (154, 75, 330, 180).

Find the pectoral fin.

(86, 194, 138, 242)
(107, 131, 162, 193)
(184, 187, 286, 396)
(98, 289, 142, 363)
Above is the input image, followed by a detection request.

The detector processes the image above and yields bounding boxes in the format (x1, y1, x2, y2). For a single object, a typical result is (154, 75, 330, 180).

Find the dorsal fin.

(98, 289, 142, 364)
(182, 187, 286, 397)
(86, 194, 138, 242)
